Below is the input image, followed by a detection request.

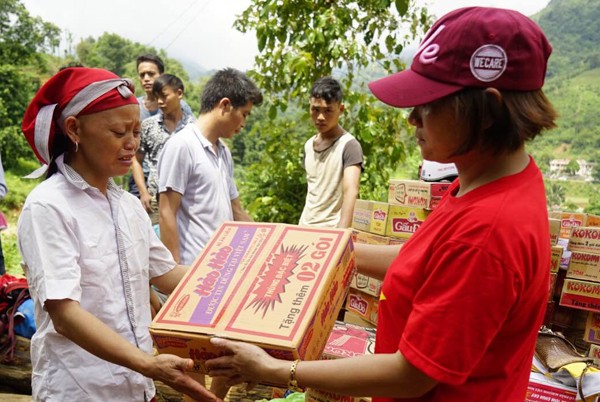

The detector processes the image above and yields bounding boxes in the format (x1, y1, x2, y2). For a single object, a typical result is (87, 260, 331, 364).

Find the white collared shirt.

(158, 123, 238, 265)
(17, 155, 176, 402)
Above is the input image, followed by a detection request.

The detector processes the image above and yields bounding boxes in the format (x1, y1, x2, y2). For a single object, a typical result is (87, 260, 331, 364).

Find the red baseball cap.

(368, 7, 552, 108)
(22, 67, 138, 168)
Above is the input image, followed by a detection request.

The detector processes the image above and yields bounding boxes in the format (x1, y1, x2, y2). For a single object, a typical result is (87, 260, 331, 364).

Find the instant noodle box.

(150, 222, 355, 374)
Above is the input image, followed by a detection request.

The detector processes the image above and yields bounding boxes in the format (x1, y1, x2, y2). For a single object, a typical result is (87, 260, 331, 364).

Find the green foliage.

(73, 34, 202, 112)
(0, 126, 35, 169)
(2, 167, 40, 210)
(0, 0, 60, 67)
(536, 0, 600, 78)
(234, 0, 431, 218)
(528, 0, 600, 163)
(0, 0, 60, 170)
(565, 159, 580, 175)
(545, 181, 566, 210)
(232, 103, 308, 223)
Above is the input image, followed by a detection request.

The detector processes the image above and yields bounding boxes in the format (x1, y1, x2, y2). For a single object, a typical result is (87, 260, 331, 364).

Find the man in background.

(298, 76, 363, 228)
(132, 74, 195, 223)
(129, 54, 192, 197)
(157, 67, 262, 399)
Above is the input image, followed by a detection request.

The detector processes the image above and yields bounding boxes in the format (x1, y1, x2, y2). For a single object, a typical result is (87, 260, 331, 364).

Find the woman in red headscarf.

(17, 67, 219, 402)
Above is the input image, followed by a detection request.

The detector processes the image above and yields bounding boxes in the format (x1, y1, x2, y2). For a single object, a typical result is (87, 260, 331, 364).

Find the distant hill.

(528, 0, 600, 162)
(178, 57, 214, 80)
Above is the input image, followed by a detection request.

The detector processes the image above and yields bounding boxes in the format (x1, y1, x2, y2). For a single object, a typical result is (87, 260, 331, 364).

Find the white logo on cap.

(470, 45, 507, 82)
(416, 24, 446, 64)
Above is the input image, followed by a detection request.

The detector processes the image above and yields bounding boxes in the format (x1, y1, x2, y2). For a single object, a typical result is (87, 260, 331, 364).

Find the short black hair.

(310, 77, 343, 103)
(136, 54, 165, 74)
(200, 68, 263, 114)
(152, 74, 184, 97)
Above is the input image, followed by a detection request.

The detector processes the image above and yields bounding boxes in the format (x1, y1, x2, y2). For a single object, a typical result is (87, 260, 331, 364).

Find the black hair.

(310, 76, 343, 103)
(136, 54, 165, 74)
(152, 74, 184, 97)
(199, 68, 263, 114)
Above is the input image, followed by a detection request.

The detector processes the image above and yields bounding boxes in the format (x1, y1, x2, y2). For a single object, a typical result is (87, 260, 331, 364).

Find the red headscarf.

(22, 67, 139, 173)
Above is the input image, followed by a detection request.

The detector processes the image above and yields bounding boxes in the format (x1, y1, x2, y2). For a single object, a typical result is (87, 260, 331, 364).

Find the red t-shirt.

(375, 158, 549, 402)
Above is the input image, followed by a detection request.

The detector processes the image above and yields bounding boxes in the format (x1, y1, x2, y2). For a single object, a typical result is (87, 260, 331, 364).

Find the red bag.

(0, 274, 30, 362)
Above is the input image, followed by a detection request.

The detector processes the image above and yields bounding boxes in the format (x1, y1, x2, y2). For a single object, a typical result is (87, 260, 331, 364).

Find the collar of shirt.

(55, 154, 123, 196)
(192, 124, 225, 157)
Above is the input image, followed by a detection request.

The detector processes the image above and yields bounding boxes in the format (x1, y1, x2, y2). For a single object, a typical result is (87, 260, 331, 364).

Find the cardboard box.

(585, 312, 600, 344)
(551, 245, 564, 274)
(550, 211, 587, 240)
(559, 278, 600, 313)
(567, 250, 600, 282)
(350, 273, 381, 298)
(344, 288, 378, 326)
(568, 227, 600, 254)
(388, 179, 450, 210)
(385, 205, 430, 239)
(321, 321, 376, 359)
(343, 310, 376, 329)
(525, 372, 576, 402)
(150, 222, 355, 373)
(351, 200, 389, 236)
(588, 343, 600, 359)
(549, 273, 558, 301)
(351, 229, 391, 245)
(549, 218, 561, 246)
(305, 321, 375, 402)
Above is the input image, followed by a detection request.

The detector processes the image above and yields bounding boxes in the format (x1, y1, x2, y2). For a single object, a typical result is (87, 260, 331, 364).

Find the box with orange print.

(150, 222, 355, 376)
(388, 179, 451, 211)
(351, 200, 389, 236)
(385, 205, 431, 240)
(568, 226, 600, 255)
(548, 211, 600, 240)
(344, 288, 378, 326)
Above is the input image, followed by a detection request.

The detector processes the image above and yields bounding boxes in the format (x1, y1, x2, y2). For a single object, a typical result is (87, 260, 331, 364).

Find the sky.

(21, 0, 551, 72)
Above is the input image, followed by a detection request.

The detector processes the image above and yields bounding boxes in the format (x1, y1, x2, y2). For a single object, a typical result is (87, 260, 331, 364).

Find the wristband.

(288, 359, 303, 392)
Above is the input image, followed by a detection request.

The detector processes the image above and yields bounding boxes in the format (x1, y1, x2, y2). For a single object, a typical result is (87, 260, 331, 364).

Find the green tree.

(0, 0, 60, 66)
(234, 0, 432, 222)
(546, 182, 566, 209)
(0, 0, 60, 166)
(74, 35, 201, 112)
(565, 159, 580, 176)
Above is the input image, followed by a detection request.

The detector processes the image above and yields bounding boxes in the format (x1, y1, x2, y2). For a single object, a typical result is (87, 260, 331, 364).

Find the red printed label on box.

(559, 279, 600, 313)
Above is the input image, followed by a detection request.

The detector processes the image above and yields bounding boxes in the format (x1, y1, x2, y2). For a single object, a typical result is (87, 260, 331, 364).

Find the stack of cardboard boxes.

(547, 211, 600, 343)
(344, 179, 451, 328)
(526, 211, 600, 401)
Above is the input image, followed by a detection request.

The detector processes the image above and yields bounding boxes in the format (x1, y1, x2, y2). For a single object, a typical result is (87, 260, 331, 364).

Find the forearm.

(290, 353, 434, 397)
(337, 192, 358, 228)
(151, 264, 189, 294)
(354, 243, 401, 280)
(231, 198, 253, 222)
(159, 212, 181, 263)
(132, 158, 149, 197)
